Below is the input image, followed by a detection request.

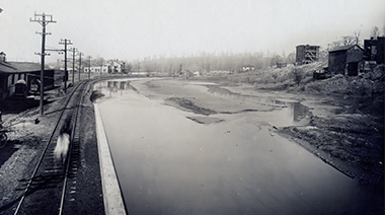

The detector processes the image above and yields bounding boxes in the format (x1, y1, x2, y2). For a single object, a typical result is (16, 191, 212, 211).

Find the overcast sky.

(0, 0, 384, 63)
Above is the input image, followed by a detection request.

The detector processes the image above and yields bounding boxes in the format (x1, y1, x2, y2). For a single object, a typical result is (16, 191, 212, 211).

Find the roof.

(296, 44, 320, 48)
(0, 61, 42, 74)
(329, 44, 363, 53)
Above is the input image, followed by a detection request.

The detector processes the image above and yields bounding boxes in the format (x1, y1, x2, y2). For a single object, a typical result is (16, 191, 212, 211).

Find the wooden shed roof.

(0, 61, 42, 74)
(329, 44, 363, 53)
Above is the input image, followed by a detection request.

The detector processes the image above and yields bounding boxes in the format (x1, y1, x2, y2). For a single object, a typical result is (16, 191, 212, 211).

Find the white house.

(84, 65, 109, 73)
(83, 61, 125, 74)
(109, 61, 125, 73)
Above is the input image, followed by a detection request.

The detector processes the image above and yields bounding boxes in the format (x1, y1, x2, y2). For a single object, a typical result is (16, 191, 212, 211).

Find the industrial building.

(296, 45, 320, 65)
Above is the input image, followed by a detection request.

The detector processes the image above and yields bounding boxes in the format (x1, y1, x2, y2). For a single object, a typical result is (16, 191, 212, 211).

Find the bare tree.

(318, 49, 328, 63)
(370, 26, 380, 39)
(342, 36, 356, 46)
(330, 30, 361, 49)
(286, 52, 296, 64)
(329, 41, 341, 49)
(353, 30, 361, 45)
(383, 25, 385, 36)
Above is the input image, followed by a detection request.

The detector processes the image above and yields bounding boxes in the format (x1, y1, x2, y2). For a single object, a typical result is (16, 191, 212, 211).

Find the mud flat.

(131, 78, 384, 192)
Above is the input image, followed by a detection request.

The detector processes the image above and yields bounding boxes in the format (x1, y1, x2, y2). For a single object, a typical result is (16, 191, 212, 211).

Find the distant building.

(0, 52, 55, 99)
(108, 60, 126, 73)
(241, 65, 255, 72)
(184, 65, 205, 76)
(84, 65, 109, 73)
(276, 62, 287, 68)
(296, 45, 320, 65)
(83, 60, 126, 74)
(193, 71, 201, 76)
(364, 36, 385, 64)
(328, 44, 364, 76)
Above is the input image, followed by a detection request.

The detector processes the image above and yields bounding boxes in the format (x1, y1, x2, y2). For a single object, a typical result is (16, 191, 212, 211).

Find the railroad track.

(12, 80, 93, 215)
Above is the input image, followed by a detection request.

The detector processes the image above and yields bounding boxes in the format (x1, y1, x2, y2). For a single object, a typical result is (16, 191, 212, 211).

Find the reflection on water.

(96, 79, 374, 215)
(105, 80, 140, 95)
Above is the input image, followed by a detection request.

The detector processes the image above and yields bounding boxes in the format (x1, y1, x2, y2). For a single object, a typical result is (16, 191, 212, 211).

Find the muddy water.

(95, 79, 372, 215)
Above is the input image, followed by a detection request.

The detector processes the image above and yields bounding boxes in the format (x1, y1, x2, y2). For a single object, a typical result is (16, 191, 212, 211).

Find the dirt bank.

(193, 65, 384, 192)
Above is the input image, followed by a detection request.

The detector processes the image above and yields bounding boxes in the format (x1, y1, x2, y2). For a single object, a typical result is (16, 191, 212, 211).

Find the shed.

(0, 53, 55, 99)
(328, 45, 364, 76)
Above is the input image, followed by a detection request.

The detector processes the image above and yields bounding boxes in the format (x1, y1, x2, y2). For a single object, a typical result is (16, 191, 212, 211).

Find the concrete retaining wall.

(94, 104, 127, 215)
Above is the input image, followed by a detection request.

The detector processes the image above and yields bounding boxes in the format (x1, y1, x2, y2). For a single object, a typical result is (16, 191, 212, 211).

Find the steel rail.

(14, 77, 120, 214)
(58, 80, 91, 214)
(13, 81, 86, 215)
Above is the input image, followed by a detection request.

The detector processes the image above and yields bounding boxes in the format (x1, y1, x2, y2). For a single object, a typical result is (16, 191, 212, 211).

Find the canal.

(94, 78, 372, 215)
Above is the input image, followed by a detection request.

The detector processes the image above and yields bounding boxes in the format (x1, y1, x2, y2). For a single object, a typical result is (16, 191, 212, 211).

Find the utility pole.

(87, 56, 92, 80)
(59, 38, 72, 93)
(78, 52, 83, 81)
(70, 47, 77, 85)
(30, 12, 56, 116)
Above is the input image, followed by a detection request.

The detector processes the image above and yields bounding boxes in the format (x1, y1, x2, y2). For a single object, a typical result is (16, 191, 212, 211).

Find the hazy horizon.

(0, 0, 384, 63)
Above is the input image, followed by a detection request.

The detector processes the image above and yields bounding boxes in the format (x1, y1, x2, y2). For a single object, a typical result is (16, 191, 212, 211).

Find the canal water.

(95, 79, 372, 215)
